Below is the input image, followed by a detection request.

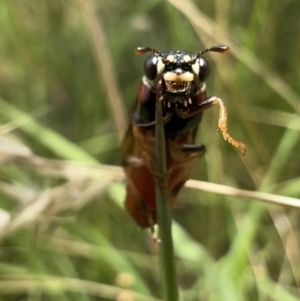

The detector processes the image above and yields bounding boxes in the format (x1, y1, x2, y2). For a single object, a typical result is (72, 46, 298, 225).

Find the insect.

(121, 45, 246, 230)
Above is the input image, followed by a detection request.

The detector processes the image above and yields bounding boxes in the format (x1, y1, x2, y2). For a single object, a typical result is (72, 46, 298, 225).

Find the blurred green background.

(0, 0, 300, 300)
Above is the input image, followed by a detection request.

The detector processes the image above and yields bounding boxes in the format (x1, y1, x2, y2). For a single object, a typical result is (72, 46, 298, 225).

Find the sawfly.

(121, 45, 246, 230)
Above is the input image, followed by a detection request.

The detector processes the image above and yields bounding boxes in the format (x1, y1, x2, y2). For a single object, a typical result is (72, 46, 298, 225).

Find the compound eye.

(144, 55, 164, 80)
(198, 57, 210, 82)
(192, 57, 211, 82)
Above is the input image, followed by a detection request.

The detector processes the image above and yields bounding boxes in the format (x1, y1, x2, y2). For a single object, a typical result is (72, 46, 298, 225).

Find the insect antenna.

(191, 45, 229, 63)
(135, 46, 162, 57)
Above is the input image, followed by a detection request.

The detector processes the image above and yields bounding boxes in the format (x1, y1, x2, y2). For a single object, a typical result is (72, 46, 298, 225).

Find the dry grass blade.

(7, 151, 299, 209)
(0, 181, 38, 205)
(0, 179, 111, 240)
(269, 209, 300, 290)
(0, 276, 161, 301)
(186, 180, 300, 208)
(0, 135, 299, 245)
(1, 141, 298, 209)
(77, 0, 127, 138)
(243, 106, 300, 131)
(46, 235, 156, 267)
(0, 135, 32, 161)
(168, 0, 300, 114)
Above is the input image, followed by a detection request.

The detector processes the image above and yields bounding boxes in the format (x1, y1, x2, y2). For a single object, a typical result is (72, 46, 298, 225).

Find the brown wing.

(120, 121, 135, 165)
(121, 121, 157, 228)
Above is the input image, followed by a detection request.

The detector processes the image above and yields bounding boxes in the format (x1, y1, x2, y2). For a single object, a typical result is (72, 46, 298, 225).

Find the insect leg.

(135, 112, 171, 129)
(150, 226, 161, 244)
(182, 143, 206, 154)
(178, 96, 247, 154)
(135, 120, 156, 128)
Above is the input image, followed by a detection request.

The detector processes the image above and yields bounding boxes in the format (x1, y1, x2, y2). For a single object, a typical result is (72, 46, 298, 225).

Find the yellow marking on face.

(191, 59, 200, 75)
(156, 57, 165, 75)
(183, 55, 192, 63)
(163, 71, 194, 81)
(166, 55, 175, 63)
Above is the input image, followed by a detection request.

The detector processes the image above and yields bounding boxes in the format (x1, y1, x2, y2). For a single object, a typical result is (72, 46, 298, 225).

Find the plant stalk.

(155, 81, 179, 301)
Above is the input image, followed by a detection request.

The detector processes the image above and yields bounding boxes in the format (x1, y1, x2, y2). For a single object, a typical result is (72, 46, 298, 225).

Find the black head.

(135, 45, 229, 94)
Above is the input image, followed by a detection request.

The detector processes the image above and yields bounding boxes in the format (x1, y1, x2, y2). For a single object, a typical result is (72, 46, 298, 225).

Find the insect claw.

(238, 144, 247, 155)
(216, 128, 220, 134)
(182, 143, 206, 154)
(150, 226, 161, 243)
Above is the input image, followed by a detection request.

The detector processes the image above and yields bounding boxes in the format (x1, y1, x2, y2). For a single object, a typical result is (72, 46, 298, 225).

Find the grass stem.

(155, 81, 179, 301)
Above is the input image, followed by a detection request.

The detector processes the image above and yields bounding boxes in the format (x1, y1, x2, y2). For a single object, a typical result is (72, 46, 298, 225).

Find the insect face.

(161, 51, 197, 94)
(137, 46, 222, 95)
